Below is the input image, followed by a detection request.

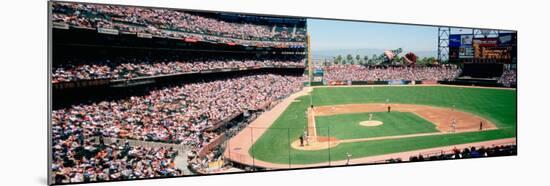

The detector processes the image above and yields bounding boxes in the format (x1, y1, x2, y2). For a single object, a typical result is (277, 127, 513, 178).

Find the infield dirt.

(292, 103, 497, 150)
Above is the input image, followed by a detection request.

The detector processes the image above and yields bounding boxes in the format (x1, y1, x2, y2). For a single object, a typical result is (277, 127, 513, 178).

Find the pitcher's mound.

(359, 120, 383, 127)
(291, 136, 340, 150)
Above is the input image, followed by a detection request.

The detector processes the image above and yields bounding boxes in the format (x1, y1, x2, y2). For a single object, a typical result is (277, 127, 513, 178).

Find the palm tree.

(346, 54, 353, 64)
(335, 55, 342, 65)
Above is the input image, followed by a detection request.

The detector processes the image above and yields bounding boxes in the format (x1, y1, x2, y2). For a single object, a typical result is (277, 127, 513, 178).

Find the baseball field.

(226, 85, 516, 167)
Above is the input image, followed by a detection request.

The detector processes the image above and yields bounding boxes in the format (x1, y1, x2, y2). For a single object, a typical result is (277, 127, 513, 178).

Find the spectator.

(51, 2, 306, 48)
(407, 144, 516, 162)
(323, 64, 462, 82)
(51, 136, 182, 184)
(52, 56, 305, 83)
(52, 74, 305, 149)
(498, 69, 517, 87)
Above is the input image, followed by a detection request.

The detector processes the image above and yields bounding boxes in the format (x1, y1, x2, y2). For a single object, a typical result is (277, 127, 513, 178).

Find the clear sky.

(307, 18, 439, 52)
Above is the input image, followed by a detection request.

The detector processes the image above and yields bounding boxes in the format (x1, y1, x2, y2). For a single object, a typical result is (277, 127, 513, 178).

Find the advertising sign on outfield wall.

(388, 80, 405, 85)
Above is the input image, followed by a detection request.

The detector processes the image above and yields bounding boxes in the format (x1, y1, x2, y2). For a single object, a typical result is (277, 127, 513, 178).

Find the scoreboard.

(449, 33, 516, 63)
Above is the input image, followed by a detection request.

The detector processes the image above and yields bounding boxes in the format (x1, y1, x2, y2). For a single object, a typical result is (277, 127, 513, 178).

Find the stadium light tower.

(437, 27, 451, 63)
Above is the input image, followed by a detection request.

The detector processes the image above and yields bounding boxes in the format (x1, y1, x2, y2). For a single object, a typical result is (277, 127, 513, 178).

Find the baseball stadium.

(48, 1, 517, 185)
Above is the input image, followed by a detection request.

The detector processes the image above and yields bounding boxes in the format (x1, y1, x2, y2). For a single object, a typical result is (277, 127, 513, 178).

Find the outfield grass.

(315, 112, 438, 139)
(249, 86, 516, 165)
(312, 86, 516, 129)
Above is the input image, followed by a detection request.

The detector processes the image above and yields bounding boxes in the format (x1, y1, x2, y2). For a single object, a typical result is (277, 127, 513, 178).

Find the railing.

(52, 65, 306, 88)
(100, 137, 191, 155)
(198, 135, 226, 158)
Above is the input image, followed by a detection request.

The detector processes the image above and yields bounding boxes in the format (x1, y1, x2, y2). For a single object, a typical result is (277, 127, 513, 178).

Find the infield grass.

(315, 112, 439, 139)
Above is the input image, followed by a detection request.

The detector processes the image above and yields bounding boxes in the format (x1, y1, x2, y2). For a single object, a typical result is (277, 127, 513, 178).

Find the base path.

(307, 108, 317, 136)
(224, 87, 312, 168)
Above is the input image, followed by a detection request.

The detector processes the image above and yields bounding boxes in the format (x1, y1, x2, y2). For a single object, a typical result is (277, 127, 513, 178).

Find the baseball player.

(346, 152, 352, 165)
(479, 120, 483, 131)
(369, 113, 373, 121)
(303, 130, 309, 146)
(450, 118, 457, 133)
(386, 98, 391, 112)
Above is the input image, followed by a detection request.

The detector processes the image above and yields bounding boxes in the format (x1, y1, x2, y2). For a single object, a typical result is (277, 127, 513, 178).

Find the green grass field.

(249, 86, 516, 165)
(315, 112, 438, 139)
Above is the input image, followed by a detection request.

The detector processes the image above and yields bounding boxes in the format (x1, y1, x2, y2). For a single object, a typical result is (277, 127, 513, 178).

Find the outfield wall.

(317, 80, 511, 88)
(439, 80, 515, 88)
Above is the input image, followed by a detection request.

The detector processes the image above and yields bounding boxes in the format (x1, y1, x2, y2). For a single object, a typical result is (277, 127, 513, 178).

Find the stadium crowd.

(51, 135, 182, 184)
(52, 2, 306, 47)
(498, 69, 517, 87)
(408, 144, 517, 162)
(52, 73, 304, 183)
(52, 73, 304, 147)
(52, 57, 305, 83)
(323, 64, 462, 81)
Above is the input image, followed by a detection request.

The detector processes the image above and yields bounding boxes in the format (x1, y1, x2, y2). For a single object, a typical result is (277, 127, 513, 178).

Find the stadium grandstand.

(320, 63, 515, 87)
(323, 64, 462, 82)
(51, 2, 306, 47)
(50, 2, 307, 184)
